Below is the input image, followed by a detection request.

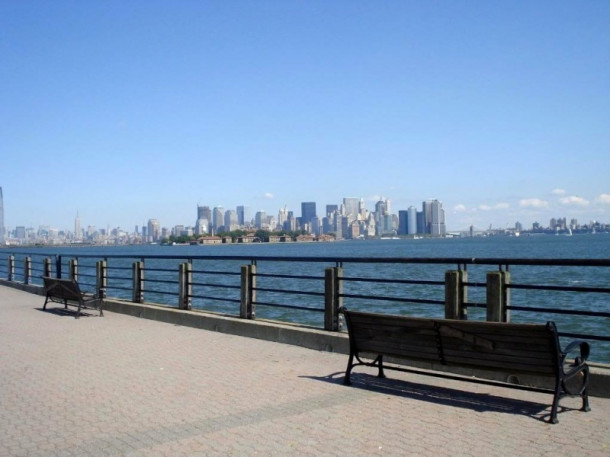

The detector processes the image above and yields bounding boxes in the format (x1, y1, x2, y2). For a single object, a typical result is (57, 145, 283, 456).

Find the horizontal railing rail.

(1, 252, 609, 363)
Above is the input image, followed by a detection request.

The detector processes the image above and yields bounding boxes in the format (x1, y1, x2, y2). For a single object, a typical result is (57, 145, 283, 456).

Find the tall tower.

(429, 200, 446, 236)
(300, 202, 317, 231)
(342, 197, 359, 221)
(74, 211, 81, 240)
(212, 206, 224, 233)
(0, 186, 4, 242)
(407, 206, 417, 235)
(236, 205, 250, 227)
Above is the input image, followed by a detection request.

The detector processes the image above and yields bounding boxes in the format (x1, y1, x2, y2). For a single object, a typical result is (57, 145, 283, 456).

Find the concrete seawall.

(2, 278, 609, 398)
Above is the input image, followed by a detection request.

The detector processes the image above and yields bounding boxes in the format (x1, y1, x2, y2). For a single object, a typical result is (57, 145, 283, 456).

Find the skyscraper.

(74, 211, 81, 241)
(343, 197, 359, 221)
(429, 200, 446, 236)
(224, 209, 238, 231)
(398, 210, 408, 235)
(0, 186, 4, 242)
(212, 206, 224, 232)
(147, 219, 160, 242)
(196, 205, 211, 235)
(236, 205, 250, 226)
(407, 206, 417, 235)
(301, 202, 317, 230)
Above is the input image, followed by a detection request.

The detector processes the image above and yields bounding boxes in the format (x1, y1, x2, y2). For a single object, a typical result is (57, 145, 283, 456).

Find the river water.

(3, 233, 609, 362)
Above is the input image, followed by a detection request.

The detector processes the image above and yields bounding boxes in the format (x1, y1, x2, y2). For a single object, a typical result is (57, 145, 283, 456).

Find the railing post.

(502, 270, 510, 322)
(56, 255, 62, 279)
(24, 257, 32, 284)
(445, 270, 468, 320)
(132, 261, 145, 303)
(487, 270, 510, 322)
(324, 267, 343, 331)
(8, 255, 14, 281)
(43, 257, 52, 278)
(69, 258, 78, 281)
(445, 270, 459, 319)
(178, 262, 192, 310)
(240, 264, 256, 319)
(96, 260, 107, 299)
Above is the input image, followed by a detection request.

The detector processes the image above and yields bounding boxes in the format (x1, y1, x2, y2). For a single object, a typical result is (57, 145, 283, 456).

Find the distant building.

(15, 226, 26, 240)
(224, 209, 238, 231)
(237, 205, 250, 227)
(196, 205, 211, 235)
(301, 202, 317, 232)
(74, 212, 81, 241)
(398, 210, 408, 235)
(407, 206, 417, 235)
(428, 200, 446, 236)
(343, 197, 360, 221)
(325, 204, 338, 217)
(255, 211, 266, 229)
(147, 219, 160, 242)
(212, 206, 224, 232)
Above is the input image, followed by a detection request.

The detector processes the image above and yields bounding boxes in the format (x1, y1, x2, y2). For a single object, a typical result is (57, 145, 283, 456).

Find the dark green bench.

(42, 276, 104, 319)
(340, 307, 591, 424)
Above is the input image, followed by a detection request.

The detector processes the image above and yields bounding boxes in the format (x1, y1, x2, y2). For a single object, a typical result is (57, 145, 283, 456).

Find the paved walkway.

(1, 286, 609, 457)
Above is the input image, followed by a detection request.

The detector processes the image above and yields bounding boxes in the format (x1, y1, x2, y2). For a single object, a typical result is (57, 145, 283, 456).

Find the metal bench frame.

(42, 276, 104, 319)
(341, 307, 590, 424)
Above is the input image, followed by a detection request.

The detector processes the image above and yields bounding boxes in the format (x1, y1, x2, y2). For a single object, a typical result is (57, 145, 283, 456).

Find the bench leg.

(550, 389, 560, 424)
(344, 353, 355, 385)
(43, 296, 49, 310)
(376, 355, 386, 379)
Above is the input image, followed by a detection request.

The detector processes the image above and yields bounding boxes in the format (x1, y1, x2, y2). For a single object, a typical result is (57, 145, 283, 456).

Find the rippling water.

(3, 233, 609, 362)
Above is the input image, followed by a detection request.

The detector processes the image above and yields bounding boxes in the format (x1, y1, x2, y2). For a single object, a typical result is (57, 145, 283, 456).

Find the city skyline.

(2, 191, 607, 245)
(1, 3, 608, 233)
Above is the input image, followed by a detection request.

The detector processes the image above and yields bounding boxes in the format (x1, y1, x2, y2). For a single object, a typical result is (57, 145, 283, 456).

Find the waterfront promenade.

(1, 286, 609, 457)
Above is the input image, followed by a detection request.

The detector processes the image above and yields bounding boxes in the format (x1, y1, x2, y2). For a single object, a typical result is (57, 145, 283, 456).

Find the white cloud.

(597, 194, 610, 205)
(519, 198, 549, 208)
(263, 192, 274, 199)
(551, 188, 566, 195)
(559, 196, 589, 206)
(478, 203, 510, 211)
(453, 204, 467, 212)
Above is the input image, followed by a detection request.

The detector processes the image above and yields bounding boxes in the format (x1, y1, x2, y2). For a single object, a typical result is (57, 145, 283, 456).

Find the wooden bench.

(340, 307, 591, 423)
(42, 276, 104, 319)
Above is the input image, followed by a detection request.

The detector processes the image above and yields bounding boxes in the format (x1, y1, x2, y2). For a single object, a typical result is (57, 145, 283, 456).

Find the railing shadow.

(301, 371, 573, 423)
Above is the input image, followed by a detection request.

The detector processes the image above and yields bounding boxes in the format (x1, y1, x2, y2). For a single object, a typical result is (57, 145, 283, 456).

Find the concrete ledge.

(103, 297, 350, 355)
(0, 279, 45, 296)
(2, 279, 609, 398)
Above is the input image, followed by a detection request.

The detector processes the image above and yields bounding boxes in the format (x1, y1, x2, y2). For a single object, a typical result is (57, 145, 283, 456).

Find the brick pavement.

(1, 285, 609, 457)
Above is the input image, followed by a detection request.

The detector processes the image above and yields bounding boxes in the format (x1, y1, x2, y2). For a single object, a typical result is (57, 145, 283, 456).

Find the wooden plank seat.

(42, 276, 104, 319)
(340, 307, 591, 424)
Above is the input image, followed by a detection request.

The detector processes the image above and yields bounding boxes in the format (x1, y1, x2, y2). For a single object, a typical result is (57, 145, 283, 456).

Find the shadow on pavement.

(34, 307, 99, 318)
(301, 371, 574, 423)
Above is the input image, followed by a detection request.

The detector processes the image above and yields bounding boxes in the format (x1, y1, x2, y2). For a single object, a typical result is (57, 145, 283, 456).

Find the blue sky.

(1, 1, 608, 232)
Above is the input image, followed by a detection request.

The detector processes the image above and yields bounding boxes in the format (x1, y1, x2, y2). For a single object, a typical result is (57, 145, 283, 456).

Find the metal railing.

(1, 252, 609, 362)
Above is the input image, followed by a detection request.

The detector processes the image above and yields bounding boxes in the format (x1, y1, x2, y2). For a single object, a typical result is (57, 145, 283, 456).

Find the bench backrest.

(342, 309, 560, 376)
(42, 276, 83, 301)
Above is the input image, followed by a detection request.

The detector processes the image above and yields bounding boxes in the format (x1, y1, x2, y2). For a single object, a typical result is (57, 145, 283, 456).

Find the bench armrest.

(560, 340, 590, 377)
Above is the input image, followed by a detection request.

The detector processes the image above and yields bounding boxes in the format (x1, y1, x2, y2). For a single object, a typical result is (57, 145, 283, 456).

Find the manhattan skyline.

(1, 2, 608, 232)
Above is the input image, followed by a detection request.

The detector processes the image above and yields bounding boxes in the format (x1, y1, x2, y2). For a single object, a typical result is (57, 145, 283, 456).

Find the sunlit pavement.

(1, 285, 609, 457)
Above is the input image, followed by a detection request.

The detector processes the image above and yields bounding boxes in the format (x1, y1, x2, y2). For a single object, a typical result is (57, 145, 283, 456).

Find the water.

(2, 233, 609, 362)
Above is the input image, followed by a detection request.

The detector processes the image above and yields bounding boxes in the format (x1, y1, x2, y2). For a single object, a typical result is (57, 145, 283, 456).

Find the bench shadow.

(301, 371, 571, 423)
(34, 307, 99, 318)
